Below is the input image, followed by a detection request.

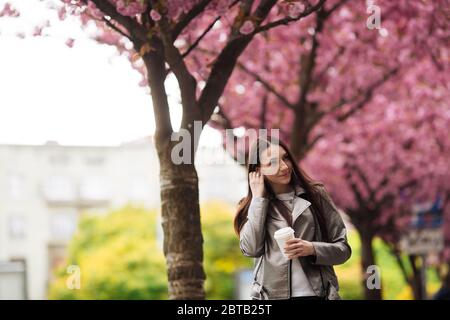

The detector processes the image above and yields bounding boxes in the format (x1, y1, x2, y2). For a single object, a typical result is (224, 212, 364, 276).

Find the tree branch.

(172, 0, 214, 39)
(236, 61, 295, 109)
(141, 38, 174, 141)
(164, 13, 221, 75)
(388, 244, 413, 288)
(351, 163, 374, 202)
(90, 0, 147, 43)
(102, 17, 132, 41)
(252, 0, 326, 35)
(314, 45, 345, 83)
(306, 132, 324, 152)
(181, 15, 221, 58)
(370, 170, 417, 216)
(294, 8, 327, 112)
(155, 9, 199, 129)
(344, 163, 369, 213)
(260, 92, 268, 128)
(141, 2, 154, 29)
(172, 0, 241, 40)
(198, 0, 279, 124)
(334, 67, 399, 122)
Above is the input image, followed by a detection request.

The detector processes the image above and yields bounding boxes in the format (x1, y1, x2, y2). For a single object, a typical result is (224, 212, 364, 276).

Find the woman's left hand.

(284, 238, 316, 259)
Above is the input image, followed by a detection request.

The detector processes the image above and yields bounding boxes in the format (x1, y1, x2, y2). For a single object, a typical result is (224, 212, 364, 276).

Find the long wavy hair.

(234, 137, 329, 242)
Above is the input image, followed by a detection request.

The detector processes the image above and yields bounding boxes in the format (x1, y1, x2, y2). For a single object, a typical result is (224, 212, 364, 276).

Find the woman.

(234, 137, 351, 300)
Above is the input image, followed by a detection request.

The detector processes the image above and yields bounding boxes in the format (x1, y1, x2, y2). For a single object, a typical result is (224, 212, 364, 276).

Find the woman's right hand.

(249, 170, 265, 198)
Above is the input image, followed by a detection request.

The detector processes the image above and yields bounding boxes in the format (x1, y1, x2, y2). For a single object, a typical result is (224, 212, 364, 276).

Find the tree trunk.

(141, 45, 206, 299)
(290, 108, 309, 160)
(391, 248, 428, 299)
(408, 254, 427, 300)
(390, 247, 418, 298)
(156, 139, 206, 299)
(359, 230, 383, 300)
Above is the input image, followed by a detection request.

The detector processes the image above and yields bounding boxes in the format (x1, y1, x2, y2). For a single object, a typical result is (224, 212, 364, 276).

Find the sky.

(0, 0, 221, 147)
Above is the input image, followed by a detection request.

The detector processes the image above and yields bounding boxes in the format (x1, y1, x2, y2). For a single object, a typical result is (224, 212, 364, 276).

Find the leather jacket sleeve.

(239, 197, 269, 258)
(310, 187, 352, 266)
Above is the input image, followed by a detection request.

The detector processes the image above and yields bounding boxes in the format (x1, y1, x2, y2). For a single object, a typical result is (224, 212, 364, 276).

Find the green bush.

(201, 201, 253, 299)
(48, 205, 168, 299)
(48, 202, 252, 299)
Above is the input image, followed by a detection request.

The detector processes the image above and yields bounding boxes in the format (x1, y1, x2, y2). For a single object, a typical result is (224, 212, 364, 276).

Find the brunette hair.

(233, 137, 329, 242)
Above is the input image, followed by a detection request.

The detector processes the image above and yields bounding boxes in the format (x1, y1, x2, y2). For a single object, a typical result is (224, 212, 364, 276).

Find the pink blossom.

(288, 2, 305, 19)
(216, 2, 229, 16)
(65, 38, 75, 48)
(0, 3, 20, 17)
(239, 20, 255, 35)
(57, 6, 67, 20)
(114, 0, 146, 17)
(33, 26, 43, 36)
(150, 9, 162, 22)
(86, 1, 103, 20)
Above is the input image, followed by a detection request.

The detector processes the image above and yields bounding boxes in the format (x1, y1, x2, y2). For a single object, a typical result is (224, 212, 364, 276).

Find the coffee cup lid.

(274, 227, 294, 237)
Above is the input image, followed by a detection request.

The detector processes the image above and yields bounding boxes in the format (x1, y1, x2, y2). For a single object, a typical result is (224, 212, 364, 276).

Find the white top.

(276, 190, 316, 297)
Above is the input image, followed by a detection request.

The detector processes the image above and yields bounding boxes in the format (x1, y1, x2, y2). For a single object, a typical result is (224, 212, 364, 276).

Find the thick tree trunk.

(359, 230, 383, 300)
(156, 139, 206, 300)
(141, 45, 206, 299)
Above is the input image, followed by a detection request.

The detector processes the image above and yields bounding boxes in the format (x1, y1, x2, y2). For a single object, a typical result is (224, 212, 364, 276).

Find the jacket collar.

(292, 185, 311, 224)
(274, 185, 305, 200)
(270, 185, 311, 224)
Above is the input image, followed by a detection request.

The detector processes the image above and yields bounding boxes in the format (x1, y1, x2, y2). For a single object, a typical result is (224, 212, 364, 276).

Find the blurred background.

(0, 0, 449, 300)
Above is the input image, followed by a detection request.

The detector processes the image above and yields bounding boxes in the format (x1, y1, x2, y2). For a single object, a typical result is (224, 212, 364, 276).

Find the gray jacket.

(239, 185, 351, 300)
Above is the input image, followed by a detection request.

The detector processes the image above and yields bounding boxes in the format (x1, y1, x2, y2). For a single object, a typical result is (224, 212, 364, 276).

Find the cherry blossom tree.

(304, 60, 450, 299)
(1, 0, 326, 299)
(208, 0, 450, 299)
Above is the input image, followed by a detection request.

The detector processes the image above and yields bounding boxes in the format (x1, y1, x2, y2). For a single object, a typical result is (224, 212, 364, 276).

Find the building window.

(8, 215, 26, 239)
(49, 211, 78, 241)
(8, 173, 24, 199)
(49, 154, 70, 165)
(42, 176, 76, 203)
(0, 260, 27, 299)
(79, 177, 111, 203)
(85, 156, 105, 166)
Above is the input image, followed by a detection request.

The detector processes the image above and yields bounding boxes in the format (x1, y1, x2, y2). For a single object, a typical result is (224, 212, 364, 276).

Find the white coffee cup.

(274, 227, 295, 259)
